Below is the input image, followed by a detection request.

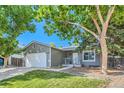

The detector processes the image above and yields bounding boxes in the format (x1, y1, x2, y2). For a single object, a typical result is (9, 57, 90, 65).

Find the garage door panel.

(26, 53, 47, 67)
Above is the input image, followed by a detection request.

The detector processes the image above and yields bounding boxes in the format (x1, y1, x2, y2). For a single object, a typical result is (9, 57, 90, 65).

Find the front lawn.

(0, 70, 107, 88)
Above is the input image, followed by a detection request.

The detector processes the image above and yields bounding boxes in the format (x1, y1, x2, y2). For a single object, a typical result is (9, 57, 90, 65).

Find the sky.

(17, 21, 70, 48)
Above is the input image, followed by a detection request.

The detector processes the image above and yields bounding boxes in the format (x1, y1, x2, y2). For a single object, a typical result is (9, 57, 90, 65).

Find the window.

(82, 51, 95, 62)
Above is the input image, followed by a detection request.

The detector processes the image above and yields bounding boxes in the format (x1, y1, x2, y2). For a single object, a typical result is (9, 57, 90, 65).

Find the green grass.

(0, 70, 107, 88)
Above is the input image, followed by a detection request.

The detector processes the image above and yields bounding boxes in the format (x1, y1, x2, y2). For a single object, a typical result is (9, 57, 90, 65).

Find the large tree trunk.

(100, 37, 108, 75)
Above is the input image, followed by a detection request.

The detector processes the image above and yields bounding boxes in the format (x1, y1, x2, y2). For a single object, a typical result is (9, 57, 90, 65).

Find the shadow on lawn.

(0, 70, 73, 87)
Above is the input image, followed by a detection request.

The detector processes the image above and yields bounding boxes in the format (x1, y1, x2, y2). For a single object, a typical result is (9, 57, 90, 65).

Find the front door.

(73, 53, 79, 65)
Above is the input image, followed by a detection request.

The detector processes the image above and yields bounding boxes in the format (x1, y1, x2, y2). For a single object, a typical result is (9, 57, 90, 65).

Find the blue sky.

(17, 21, 70, 47)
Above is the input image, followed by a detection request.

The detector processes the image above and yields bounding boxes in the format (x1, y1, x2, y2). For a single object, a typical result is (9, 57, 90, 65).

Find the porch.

(62, 51, 81, 67)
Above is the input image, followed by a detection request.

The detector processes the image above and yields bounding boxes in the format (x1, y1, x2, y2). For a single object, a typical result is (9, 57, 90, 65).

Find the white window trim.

(82, 50, 96, 62)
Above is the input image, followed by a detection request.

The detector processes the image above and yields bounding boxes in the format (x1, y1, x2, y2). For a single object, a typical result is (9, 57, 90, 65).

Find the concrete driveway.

(0, 67, 40, 81)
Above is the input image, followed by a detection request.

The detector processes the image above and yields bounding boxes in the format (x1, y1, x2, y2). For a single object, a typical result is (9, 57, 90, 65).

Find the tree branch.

(96, 5, 104, 26)
(65, 21, 100, 41)
(106, 5, 116, 24)
(102, 5, 116, 36)
(91, 17, 101, 35)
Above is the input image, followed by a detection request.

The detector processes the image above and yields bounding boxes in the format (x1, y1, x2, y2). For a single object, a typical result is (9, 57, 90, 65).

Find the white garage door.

(25, 53, 47, 67)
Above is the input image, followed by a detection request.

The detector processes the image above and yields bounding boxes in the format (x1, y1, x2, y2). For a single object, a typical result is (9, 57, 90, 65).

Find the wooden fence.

(108, 57, 124, 69)
(11, 57, 25, 67)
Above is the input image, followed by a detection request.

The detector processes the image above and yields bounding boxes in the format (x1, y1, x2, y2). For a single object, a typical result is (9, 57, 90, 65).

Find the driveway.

(0, 67, 40, 81)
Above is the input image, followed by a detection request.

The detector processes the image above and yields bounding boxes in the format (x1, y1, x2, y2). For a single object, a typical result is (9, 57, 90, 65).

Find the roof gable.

(24, 41, 50, 49)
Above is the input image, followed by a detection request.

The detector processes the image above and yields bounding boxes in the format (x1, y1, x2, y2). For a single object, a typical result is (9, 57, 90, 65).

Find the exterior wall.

(63, 51, 100, 67)
(24, 43, 50, 54)
(24, 42, 51, 67)
(51, 48, 64, 66)
(24, 43, 101, 67)
(80, 53, 100, 67)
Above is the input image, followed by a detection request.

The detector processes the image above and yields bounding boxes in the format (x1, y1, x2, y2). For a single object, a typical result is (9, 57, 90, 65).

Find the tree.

(59, 45, 63, 49)
(0, 6, 36, 66)
(36, 5, 124, 74)
(77, 24, 124, 67)
(77, 23, 124, 52)
(107, 24, 124, 57)
(50, 42, 56, 48)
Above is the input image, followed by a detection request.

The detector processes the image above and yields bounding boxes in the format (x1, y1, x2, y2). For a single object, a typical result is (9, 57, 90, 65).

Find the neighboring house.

(7, 41, 100, 68)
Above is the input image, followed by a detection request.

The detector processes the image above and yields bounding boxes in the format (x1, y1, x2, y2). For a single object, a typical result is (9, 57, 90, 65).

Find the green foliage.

(36, 6, 97, 42)
(50, 42, 56, 48)
(107, 25, 124, 56)
(36, 6, 113, 41)
(36, 5, 124, 56)
(0, 6, 36, 57)
(58, 45, 63, 48)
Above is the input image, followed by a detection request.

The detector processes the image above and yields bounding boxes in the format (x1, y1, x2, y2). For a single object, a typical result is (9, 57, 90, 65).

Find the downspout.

(49, 47, 52, 67)
(22, 52, 25, 67)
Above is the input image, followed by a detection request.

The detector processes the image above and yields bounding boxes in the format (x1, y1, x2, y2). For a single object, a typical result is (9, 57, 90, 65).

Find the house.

(7, 41, 101, 68)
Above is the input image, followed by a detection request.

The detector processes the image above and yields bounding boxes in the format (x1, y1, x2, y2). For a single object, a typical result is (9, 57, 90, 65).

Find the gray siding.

(81, 54, 100, 67)
(23, 42, 101, 67)
(51, 48, 64, 66)
(25, 43, 49, 54)
(24, 42, 50, 67)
